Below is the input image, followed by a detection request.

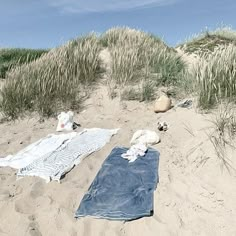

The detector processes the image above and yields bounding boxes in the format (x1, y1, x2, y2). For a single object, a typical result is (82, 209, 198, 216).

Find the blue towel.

(75, 146, 160, 221)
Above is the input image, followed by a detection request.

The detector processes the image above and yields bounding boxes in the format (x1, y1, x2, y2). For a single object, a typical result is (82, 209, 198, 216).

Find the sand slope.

(1, 85, 236, 236)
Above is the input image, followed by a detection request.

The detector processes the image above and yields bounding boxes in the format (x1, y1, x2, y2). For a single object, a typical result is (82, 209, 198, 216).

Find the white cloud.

(48, 0, 178, 14)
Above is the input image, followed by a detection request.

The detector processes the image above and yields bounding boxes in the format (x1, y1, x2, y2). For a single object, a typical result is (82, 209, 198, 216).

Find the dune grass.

(0, 35, 102, 119)
(100, 27, 163, 48)
(2, 27, 236, 120)
(190, 43, 236, 109)
(0, 48, 48, 78)
(177, 27, 236, 110)
(207, 103, 236, 171)
(120, 79, 156, 102)
(179, 27, 236, 57)
(101, 27, 186, 100)
(0, 28, 188, 119)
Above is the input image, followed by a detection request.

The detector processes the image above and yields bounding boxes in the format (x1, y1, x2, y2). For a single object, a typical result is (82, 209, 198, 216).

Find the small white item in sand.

(154, 95, 171, 113)
(157, 121, 168, 131)
(56, 111, 74, 132)
(121, 143, 147, 163)
(130, 130, 160, 146)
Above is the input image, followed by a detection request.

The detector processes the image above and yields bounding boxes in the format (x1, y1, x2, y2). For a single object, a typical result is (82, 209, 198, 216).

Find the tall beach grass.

(0, 35, 102, 119)
(179, 27, 236, 57)
(2, 27, 235, 119)
(101, 27, 186, 100)
(191, 44, 236, 109)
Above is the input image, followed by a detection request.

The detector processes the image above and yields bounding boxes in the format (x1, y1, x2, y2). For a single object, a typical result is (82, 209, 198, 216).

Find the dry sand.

(0, 85, 236, 236)
(1, 49, 236, 235)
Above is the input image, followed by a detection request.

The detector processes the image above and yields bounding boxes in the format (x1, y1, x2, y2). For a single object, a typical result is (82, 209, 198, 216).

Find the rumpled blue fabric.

(75, 146, 160, 221)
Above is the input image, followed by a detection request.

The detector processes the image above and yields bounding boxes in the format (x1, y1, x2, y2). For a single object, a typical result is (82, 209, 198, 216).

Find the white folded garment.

(121, 143, 147, 163)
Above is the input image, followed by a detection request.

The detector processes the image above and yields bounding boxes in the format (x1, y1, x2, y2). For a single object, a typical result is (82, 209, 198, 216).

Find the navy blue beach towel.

(75, 146, 160, 221)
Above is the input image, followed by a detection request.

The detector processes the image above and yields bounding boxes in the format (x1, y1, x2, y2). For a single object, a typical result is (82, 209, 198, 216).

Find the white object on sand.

(121, 143, 147, 163)
(56, 111, 74, 132)
(0, 132, 77, 169)
(130, 130, 160, 146)
(157, 121, 169, 131)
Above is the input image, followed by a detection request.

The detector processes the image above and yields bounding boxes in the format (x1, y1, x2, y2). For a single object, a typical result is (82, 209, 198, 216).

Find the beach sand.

(1, 84, 236, 236)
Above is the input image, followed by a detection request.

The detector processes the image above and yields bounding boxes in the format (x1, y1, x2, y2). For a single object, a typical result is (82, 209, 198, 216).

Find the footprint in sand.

(15, 181, 45, 214)
(75, 177, 90, 189)
(8, 185, 23, 198)
(27, 221, 42, 236)
(87, 163, 94, 171)
(25, 135, 32, 143)
(15, 197, 34, 214)
(30, 181, 45, 199)
(0, 188, 11, 201)
(0, 175, 6, 181)
(82, 218, 92, 236)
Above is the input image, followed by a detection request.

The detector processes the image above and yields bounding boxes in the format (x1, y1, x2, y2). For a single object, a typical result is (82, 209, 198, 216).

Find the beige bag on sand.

(130, 130, 160, 146)
(154, 95, 171, 113)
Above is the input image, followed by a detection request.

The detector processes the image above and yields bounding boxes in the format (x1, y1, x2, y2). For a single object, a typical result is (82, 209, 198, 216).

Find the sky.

(1, 0, 236, 49)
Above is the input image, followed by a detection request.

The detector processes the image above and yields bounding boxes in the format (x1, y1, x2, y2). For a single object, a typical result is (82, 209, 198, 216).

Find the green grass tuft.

(0, 48, 48, 78)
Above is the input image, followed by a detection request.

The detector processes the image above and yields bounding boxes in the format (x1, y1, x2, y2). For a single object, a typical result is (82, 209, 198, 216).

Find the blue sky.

(1, 0, 236, 49)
